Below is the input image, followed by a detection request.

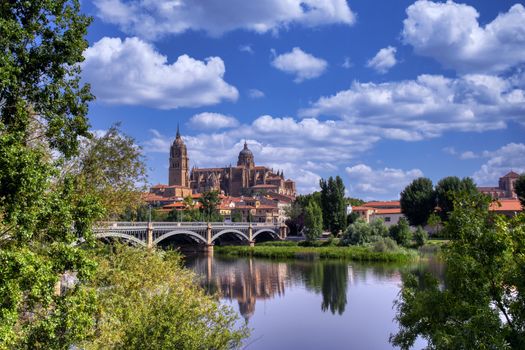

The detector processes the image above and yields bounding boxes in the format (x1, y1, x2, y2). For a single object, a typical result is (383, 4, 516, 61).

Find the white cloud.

(271, 47, 328, 83)
(473, 143, 525, 185)
(301, 74, 525, 138)
(459, 151, 478, 160)
(367, 46, 397, 73)
(239, 45, 254, 54)
(403, 1, 525, 73)
(345, 164, 424, 200)
(248, 89, 265, 99)
(342, 57, 353, 69)
(94, 0, 355, 39)
(188, 112, 239, 130)
(82, 37, 238, 109)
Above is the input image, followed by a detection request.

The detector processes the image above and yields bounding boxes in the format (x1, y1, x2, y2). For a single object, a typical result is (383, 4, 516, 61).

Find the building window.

(384, 217, 391, 222)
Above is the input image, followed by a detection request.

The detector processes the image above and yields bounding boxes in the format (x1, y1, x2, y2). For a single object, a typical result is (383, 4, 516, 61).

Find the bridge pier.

(249, 241, 255, 247)
(147, 222, 154, 249)
(201, 244, 214, 254)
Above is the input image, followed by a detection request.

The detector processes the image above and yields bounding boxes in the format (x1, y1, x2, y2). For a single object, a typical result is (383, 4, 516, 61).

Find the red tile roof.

(489, 199, 522, 212)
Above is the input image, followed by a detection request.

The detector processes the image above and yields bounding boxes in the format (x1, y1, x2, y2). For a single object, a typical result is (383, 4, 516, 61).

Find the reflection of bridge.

(93, 222, 287, 251)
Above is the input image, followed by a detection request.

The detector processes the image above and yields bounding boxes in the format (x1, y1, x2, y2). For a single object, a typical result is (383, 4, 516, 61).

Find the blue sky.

(80, 0, 525, 200)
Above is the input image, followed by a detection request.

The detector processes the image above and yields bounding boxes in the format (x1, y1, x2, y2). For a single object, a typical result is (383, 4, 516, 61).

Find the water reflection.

(186, 255, 288, 320)
(185, 255, 435, 318)
(185, 255, 440, 350)
(303, 262, 348, 315)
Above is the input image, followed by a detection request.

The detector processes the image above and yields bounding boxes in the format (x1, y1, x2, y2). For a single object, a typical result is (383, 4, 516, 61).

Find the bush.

(372, 237, 399, 253)
(342, 219, 372, 245)
(389, 218, 412, 247)
(257, 241, 298, 247)
(413, 226, 428, 247)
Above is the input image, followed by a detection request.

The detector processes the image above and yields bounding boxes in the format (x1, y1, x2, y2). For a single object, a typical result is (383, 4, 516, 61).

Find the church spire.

(176, 123, 181, 139)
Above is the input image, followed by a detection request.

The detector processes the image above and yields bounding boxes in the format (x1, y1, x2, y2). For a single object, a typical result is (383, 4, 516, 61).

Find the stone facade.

(478, 171, 520, 199)
(169, 130, 296, 197)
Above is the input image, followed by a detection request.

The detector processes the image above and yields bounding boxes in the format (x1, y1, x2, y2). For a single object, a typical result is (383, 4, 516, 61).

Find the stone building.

(169, 129, 296, 197)
(478, 171, 520, 199)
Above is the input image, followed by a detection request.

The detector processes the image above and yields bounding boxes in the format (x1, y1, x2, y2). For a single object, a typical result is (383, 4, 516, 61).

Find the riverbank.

(215, 245, 417, 262)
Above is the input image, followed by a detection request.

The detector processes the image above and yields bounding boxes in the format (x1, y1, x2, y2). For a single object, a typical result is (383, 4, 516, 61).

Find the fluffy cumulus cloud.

(367, 46, 397, 73)
(345, 164, 424, 200)
(472, 143, 525, 185)
(94, 0, 355, 39)
(403, 0, 525, 73)
(82, 37, 238, 109)
(188, 112, 239, 130)
(271, 47, 328, 83)
(301, 74, 525, 139)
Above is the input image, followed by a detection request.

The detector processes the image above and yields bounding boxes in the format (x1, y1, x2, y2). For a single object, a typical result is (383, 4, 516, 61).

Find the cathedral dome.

(239, 142, 253, 157)
(237, 141, 255, 168)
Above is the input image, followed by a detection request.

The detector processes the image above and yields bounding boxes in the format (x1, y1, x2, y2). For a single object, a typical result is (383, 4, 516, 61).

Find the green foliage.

(68, 124, 147, 220)
(435, 176, 478, 221)
(342, 218, 389, 246)
(216, 245, 415, 262)
(391, 192, 525, 349)
(400, 177, 435, 226)
(0, 2, 105, 347)
(515, 173, 525, 208)
(389, 217, 412, 247)
(82, 245, 248, 349)
(198, 190, 222, 221)
(342, 219, 372, 245)
(372, 237, 398, 253)
(346, 197, 365, 207)
(319, 176, 347, 235)
(346, 211, 360, 224)
(285, 200, 305, 235)
(304, 200, 323, 241)
(413, 226, 428, 247)
(231, 211, 243, 222)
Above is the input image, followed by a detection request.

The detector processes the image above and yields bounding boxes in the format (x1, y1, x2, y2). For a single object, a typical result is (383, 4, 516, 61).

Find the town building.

(478, 171, 520, 199)
(168, 127, 296, 197)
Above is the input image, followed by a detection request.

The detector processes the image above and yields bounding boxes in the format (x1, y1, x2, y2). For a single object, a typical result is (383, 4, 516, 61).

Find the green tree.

(320, 176, 347, 235)
(82, 245, 248, 349)
(342, 219, 372, 245)
(198, 190, 221, 221)
(400, 177, 436, 226)
(231, 211, 243, 223)
(370, 218, 389, 237)
(515, 173, 525, 208)
(0, 1, 102, 348)
(391, 192, 525, 349)
(435, 176, 477, 221)
(413, 226, 428, 247)
(67, 124, 147, 219)
(389, 217, 412, 247)
(285, 201, 305, 235)
(303, 201, 323, 241)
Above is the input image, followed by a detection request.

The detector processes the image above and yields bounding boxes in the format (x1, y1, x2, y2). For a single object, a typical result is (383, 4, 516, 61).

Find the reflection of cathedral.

(189, 256, 288, 320)
(169, 127, 296, 197)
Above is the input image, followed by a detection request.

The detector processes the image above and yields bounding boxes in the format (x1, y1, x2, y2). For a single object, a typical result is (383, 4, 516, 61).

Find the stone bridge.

(92, 222, 287, 252)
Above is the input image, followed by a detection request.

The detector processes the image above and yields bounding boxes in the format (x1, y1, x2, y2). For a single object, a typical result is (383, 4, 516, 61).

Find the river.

(185, 254, 443, 350)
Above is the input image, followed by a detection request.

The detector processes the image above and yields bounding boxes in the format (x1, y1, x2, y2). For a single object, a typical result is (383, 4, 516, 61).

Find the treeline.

(286, 176, 364, 239)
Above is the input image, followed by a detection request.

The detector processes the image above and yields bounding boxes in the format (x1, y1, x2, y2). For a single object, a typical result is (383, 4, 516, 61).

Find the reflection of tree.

(305, 262, 348, 315)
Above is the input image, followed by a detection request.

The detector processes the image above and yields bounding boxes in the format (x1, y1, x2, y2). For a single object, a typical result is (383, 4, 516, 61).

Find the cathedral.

(168, 127, 296, 197)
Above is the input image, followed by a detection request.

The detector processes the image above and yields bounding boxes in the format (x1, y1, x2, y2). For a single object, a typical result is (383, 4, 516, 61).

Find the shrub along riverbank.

(215, 244, 417, 262)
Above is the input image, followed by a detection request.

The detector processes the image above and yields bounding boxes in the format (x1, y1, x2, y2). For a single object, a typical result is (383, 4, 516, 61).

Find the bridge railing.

(96, 221, 281, 228)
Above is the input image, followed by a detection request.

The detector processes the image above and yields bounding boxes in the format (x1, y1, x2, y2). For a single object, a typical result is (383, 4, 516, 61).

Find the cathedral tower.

(169, 125, 189, 187)
(237, 141, 255, 169)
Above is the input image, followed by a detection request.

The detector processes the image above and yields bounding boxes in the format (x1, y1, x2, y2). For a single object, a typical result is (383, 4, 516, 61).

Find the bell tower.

(169, 125, 189, 187)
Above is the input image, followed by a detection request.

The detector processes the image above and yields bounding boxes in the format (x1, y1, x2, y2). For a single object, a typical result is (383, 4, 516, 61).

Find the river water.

(185, 254, 443, 350)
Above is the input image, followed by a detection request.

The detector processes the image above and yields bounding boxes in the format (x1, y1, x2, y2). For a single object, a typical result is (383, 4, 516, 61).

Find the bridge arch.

(95, 232, 147, 247)
(253, 228, 281, 240)
(211, 229, 250, 243)
(154, 230, 207, 245)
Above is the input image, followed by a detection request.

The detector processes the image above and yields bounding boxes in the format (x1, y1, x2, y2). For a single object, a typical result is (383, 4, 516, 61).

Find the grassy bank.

(215, 245, 417, 263)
